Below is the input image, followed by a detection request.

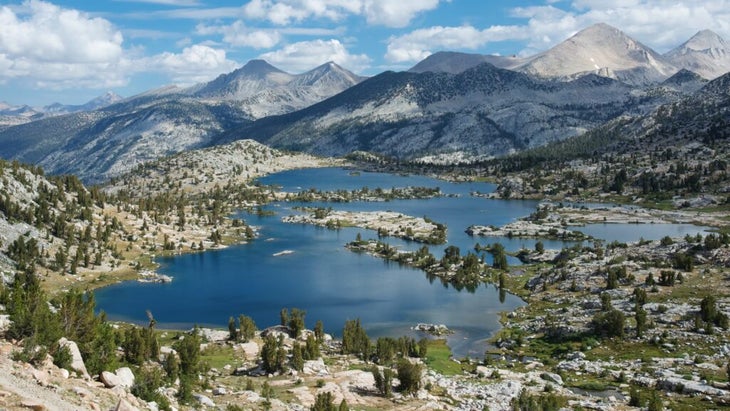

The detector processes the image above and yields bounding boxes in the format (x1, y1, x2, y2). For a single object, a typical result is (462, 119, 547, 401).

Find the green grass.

(568, 379, 613, 391)
(424, 339, 464, 376)
(655, 269, 728, 302)
(587, 340, 671, 362)
(200, 344, 239, 370)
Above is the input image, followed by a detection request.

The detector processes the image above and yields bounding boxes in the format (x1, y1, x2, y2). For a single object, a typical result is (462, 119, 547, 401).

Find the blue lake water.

(95, 167, 710, 357)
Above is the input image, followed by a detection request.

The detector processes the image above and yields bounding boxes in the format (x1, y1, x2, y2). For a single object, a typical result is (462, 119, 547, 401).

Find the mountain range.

(0, 61, 362, 182)
(215, 61, 711, 163)
(0, 91, 124, 130)
(0, 23, 728, 182)
(410, 23, 730, 85)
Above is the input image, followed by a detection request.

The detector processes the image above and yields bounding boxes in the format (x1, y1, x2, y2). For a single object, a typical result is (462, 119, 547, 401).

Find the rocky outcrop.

(114, 367, 135, 389)
(58, 338, 89, 379)
(194, 393, 216, 408)
(303, 359, 329, 376)
(413, 323, 453, 336)
(100, 371, 122, 388)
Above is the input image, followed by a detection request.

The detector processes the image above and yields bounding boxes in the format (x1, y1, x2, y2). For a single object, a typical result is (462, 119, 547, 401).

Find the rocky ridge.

(0, 62, 359, 183)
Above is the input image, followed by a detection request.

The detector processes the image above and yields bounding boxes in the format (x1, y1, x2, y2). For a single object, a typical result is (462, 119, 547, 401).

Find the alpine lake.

(96, 167, 710, 357)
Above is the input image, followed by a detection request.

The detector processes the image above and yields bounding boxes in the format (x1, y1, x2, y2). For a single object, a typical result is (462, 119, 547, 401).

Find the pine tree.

(239, 314, 257, 342)
(291, 342, 304, 372)
(228, 316, 238, 341)
(175, 328, 201, 376)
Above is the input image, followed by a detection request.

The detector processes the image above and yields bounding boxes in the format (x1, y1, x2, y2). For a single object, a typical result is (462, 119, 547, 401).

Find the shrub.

(591, 309, 625, 339)
(396, 359, 423, 395)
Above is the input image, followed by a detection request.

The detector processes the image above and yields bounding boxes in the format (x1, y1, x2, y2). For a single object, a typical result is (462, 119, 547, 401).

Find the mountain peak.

(515, 22, 676, 85)
(408, 51, 522, 74)
(580, 22, 621, 35)
(311, 61, 342, 72)
(683, 29, 727, 51)
(90, 91, 124, 106)
(239, 59, 287, 76)
(569, 23, 641, 49)
(665, 29, 730, 80)
(292, 61, 364, 89)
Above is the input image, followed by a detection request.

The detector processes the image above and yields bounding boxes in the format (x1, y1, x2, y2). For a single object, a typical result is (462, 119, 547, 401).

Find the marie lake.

(95, 167, 710, 357)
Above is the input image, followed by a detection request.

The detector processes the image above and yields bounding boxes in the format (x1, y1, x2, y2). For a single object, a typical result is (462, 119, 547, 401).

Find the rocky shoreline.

(284, 209, 447, 244)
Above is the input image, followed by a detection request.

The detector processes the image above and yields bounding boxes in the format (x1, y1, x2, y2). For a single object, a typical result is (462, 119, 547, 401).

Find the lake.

(95, 167, 710, 357)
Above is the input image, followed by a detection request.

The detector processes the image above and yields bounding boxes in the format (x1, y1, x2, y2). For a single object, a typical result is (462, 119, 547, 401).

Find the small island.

(283, 208, 447, 244)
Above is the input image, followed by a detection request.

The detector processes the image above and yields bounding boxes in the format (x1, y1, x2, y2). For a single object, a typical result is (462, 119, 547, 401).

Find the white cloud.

(243, 0, 359, 25)
(0, 0, 127, 88)
(197, 21, 282, 48)
(386, 1, 730, 63)
(120, 6, 244, 20)
(116, 0, 202, 6)
(0, 1, 242, 91)
(258, 39, 370, 72)
(241, 0, 442, 28)
(385, 25, 526, 63)
(0, 1, 123, 63)
(511, 1, 730, 53)
(147, 44, 239, 84)
(362, 0, 441, 28)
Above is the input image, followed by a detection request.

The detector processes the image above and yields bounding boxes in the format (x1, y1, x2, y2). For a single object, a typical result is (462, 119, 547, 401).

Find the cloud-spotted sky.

(1, 0, 729, 105)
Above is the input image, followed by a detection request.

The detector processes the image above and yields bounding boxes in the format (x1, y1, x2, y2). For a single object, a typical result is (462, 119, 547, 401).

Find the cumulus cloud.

(512, 1, 730, 53)
(362, 0, 440, 28)
(385, 25, 526, 63)
(241, 0, 442, 28)
(119, 0, 202, 6)
(386, 1, 730, 63)
(147, 44, 239, 84)
(0, 0, 128, 88)
(197, 21, 282, 48)
(0, 1, 242, 90)
(258, 39, 370, 72)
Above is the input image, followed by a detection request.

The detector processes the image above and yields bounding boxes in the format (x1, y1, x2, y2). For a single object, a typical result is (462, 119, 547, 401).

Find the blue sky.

(1, 0, 729, 106)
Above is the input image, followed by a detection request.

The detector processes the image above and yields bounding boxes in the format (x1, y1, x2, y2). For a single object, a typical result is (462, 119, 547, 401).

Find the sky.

(1, 0, 729, 106)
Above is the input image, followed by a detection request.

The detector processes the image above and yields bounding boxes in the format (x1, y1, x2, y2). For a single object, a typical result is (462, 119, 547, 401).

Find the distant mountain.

(2, 23, 728, 183)
(514, 23, 677, 85)
(191, 59, 293, 99)
(43, 91, 124, 115)
(0, 103, 41, 128)
(190, 60, 364, 119)
(0, 60, 363, 183)
(214, 62, 684, 162)
(0, 102, 37, 116)
(410, 24, 730, 86)
(409, 51, 523, 74)
(0, 92, 124, 130)
(665, 30, 730, 80)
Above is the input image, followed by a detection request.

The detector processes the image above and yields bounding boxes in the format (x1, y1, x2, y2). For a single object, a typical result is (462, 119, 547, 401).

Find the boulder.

(58, 338, 89, 379)
(114, 399, 140, 411)
(100, 371, 122, 388)
(194, 393, 216, 408)
(566, 351, 586, 361)
(0, 314, 10, 333)
(20, 400, 47, 411)
(213, 387, 227, 395)
(237, 341, 260, 359)
(115, 367, 135, 389)
(303, 358, 329, 376)
(540, 372, 564, 386)
(31, 368, 50, 387)
(198, 328, 229, 342)
(72, 386, 92, 397)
